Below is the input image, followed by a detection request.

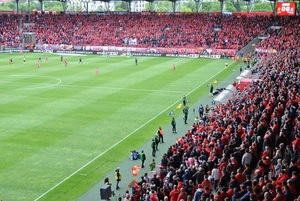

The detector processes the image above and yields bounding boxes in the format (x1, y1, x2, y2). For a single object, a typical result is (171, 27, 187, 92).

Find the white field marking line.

(52, 53, 87, 56)
(21, 77, 62, 90)
(34, 61, 234, 201)
(6, 75, 62, 90)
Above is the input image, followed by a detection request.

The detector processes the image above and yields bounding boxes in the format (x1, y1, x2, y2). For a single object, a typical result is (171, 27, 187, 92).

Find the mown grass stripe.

(0, 52, 237, 201)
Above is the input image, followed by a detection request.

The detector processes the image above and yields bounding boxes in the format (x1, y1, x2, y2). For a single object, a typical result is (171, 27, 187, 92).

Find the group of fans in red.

(118, 16, 300, 201)
(2, 11, 300, 201)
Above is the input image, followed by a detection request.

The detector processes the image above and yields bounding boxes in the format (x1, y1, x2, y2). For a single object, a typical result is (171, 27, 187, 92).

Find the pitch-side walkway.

(77, 61, 247, 201)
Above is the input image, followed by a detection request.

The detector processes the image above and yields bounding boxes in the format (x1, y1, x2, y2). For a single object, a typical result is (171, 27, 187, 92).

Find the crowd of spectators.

(126, 17, 300, 201)
(1, 13, 280, 50)
(1, 12, 299, 201)
(0, 14, 22, 47)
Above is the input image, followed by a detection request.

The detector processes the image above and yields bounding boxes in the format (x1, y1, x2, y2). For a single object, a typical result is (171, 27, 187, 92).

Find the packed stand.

(2, 13, 277, 51)
(0, 15, 22, 47)
(128, 17, 300, 201)
(256, 18, 300, 59)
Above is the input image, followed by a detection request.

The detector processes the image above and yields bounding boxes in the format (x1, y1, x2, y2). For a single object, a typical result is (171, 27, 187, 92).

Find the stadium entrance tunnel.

(213, 84, 237, 104)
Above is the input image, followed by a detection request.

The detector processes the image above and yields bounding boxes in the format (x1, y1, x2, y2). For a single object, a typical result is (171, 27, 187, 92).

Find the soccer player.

(45, 56, 48, 61)
(9, 57, 13, 64)
(36, 61, 40, 68)
(173, 64, 176, 71)
(79, 57, 82, 64)
(96, 67, 100, 76)
(135, 58, 138, 65)
(23, 55, 26, 64)
(225, 63, 228, 68)
(64, 58, 68, 67)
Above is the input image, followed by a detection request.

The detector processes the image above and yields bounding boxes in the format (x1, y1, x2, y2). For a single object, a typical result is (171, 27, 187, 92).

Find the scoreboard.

(276, 2, 297, 16)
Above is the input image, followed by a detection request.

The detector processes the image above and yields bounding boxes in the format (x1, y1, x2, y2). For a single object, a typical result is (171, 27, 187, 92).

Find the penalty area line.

(34, 61, 235, 201)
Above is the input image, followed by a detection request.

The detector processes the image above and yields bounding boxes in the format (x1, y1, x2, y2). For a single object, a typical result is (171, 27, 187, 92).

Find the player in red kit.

(36, 61, 40, 68)
(64, 58, 68, 67)
(96, 67, 100, 76)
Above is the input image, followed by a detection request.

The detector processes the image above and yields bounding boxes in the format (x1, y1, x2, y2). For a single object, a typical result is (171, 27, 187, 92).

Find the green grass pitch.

(0, 52, 238, 201)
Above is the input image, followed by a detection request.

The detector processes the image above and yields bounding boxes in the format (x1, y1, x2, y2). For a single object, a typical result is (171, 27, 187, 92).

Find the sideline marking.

(52, 53, 87, 56)
(34, 61, 235, 201)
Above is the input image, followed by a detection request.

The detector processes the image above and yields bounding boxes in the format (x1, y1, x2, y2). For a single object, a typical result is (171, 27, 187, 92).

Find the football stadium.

(0, 1, 299, 201)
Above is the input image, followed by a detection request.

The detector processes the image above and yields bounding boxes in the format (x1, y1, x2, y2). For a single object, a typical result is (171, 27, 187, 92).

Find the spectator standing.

(240, 186, 252, 201)
(183, 95, 187, 106)
(124, 191, 131, 201)
(105, 179, 115, 199)
(170, 185, 180, 201)
(201, 175, 212, 190)
(157, 187, 165, 201)
(150, 190, 159, 201)
(177, 188, 188, 201)
(150, 159, 156, 171)
(183, 106, 189, 124)
(115, 168, 122, 190)
(104, 177, 112, 185)
(219, 169, 230, 190)
(241, 149, 252, 169)
(194, 117, 200, 125)
(211, 164, 220, 191)
(155, 134, 160, 151)
(198, 104, 204, 118)
(171, 117, 177, 133)
(205, 105, 210, 114)
(273, 186, 286, 201)
(209, 85, 214, 97)
(151, 139, 156, 157)
(158, 126, 164, 143)
(193, 184, 204, 201)
(140, 150, 146, 168)
(193, 167, 205, 186)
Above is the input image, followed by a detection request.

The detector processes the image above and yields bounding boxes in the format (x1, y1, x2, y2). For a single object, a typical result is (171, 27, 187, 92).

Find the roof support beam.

(195, 0, 203, 12)
(16, 0, 20, 13)
(38, 0, 44, 11)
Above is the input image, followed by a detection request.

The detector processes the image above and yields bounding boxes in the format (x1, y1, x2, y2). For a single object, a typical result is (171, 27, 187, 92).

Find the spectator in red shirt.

(150, 190, 159, 201)
(273, 186, 286, 201)
(177, 188, 188, 201)
(169, 185, 180, 201)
